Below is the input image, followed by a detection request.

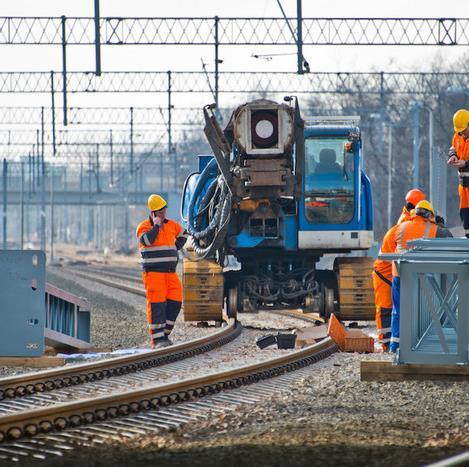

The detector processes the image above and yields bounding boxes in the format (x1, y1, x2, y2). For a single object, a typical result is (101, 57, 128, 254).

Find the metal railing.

(45, 283, 90, 348)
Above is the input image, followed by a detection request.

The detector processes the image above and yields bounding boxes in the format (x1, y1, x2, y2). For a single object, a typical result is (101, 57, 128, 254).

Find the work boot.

(153, 339, 171, 349)
(165, 337, 174, 346)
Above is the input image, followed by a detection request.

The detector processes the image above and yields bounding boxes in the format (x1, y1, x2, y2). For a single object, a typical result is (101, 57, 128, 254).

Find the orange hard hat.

(405, 188, 425, 208)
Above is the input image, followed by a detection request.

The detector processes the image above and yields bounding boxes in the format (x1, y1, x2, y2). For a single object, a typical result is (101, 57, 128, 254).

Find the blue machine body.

(182, 126, 373, 255)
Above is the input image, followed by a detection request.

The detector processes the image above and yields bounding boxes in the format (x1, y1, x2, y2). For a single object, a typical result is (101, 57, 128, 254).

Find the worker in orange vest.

(389, 200, 452, 353)
(448, 109, 469, 237)
(136, 194, 188, 348)
(373, 188, 425, 352)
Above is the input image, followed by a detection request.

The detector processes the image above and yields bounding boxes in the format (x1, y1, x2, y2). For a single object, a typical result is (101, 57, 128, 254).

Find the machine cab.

(298, 117, 373, 250)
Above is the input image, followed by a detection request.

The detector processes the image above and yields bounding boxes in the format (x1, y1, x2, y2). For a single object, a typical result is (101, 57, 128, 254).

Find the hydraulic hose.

(185, 157, 232, 261)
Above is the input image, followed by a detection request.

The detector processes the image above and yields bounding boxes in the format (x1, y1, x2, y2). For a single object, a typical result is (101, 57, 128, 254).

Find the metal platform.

(0, 250, 91, 356)
(380, 238, 469, 365)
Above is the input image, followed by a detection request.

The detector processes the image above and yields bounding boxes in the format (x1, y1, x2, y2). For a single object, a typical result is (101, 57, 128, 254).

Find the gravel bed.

(39, 350, 469, 467)
(238, 310, 316, 330)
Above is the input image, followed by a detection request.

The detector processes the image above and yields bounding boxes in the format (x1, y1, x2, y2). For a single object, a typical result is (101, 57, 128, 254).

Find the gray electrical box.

(0, 250, 46, 356)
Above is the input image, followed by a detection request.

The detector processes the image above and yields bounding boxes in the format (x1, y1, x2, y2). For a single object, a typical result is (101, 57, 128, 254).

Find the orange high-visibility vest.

(392, 217, 437, 277)
(396, 206, 412, 225)
(136, 218, 185, 273)
(373, 224, 398, 283)
(453, 133, 469, 160)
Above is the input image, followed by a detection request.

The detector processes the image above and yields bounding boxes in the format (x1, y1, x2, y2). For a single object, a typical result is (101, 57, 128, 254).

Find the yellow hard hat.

(415, 200, 435, 216)
(147, 194, 167, 211)
(453, 109, 469, 133)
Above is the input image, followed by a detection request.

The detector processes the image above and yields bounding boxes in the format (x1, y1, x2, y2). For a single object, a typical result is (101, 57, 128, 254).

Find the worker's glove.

(435, 215, 445, 226)
(448, 147, 457, 159)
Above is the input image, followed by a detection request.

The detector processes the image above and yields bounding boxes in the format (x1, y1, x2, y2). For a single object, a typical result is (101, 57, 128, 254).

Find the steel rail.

(0, 320, 240, 401)
(65, 268, 325, 326)
(64, 265, 141, 285)
(0, 337, 337, 443)
(64, 269, 145, 296)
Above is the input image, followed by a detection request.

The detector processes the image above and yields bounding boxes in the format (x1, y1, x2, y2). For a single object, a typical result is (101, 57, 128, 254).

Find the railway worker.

(448, 109, 469, 238)
(389, 200, 452, 353)
(136, 194, 188, 348)
(372, 188, 425, 352)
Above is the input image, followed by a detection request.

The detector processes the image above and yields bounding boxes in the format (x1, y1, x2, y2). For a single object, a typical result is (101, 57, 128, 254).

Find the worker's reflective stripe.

(141, 245, 177, 252)
(140, 248, 178, 259)
(141, 233, 152, 246)
(149, 323, 165, 330)
(152, 331, 165, 338)
(459, 172, 469, 177)
(464, 229, 469, 234)
(396, 223, 409, 253)
(379, 338, 391, 343)
(166, 320, 175, 325)
(177, 229, 188, 238)
(377, 327, 391, 333)
(141, 257, 178, 264)
(423, 222, 432, 237)
(390, 336, 400, 343)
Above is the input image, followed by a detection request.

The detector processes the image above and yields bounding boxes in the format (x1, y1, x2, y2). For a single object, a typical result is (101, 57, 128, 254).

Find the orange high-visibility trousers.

(142, 271, 182, 346)
(458, 185, 469, 238)
(372, 270, 392, 351)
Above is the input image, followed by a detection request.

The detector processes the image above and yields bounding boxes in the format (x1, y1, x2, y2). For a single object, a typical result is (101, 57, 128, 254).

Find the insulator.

(140, 400, 151, 410)
(39, 420, 53, 433)
(54, 417, 67, 430)
(95, 409, 107, 421)
(159, 396, 170, 406)
(44, 381, 55, 391)
(150, 398, 161, 408)
(69, 415, 82, 427)
(83, 412, 95, 424)
(118, 405, 130, 416)
(6, 427, 22, 440)
(107, 407, 118, 418)
(53, 379, 64, 389)
(24, 424, 38, 437)
(129, 402, 140, 413)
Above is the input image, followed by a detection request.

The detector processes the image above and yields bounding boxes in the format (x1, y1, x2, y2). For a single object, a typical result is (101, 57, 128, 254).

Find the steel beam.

(0, 17, 465, 45)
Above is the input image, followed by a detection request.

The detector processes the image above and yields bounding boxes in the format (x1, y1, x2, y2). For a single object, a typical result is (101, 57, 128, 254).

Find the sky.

(0, 0, 468, 157)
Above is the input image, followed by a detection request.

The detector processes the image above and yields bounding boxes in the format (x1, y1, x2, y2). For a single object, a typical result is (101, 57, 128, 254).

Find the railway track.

(0, 263, 337, 463)
(0, 321, 240, 402)
(0, 337, 337, 462)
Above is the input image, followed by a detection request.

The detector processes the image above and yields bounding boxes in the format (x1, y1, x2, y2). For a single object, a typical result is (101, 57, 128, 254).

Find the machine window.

(304, 137, 355, 224)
